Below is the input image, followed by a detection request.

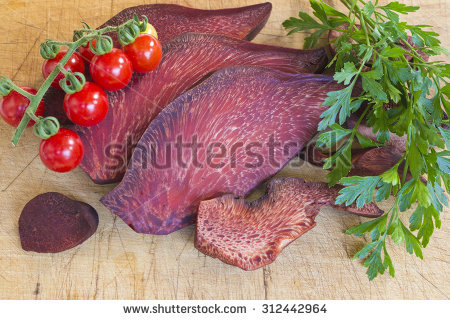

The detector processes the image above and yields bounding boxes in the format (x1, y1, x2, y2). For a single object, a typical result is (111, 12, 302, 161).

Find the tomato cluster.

(0, 25, 162, 173)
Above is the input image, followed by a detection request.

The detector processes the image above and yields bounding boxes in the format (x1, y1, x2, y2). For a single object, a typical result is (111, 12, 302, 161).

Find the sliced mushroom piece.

(101, 66, 344, 235)
(73, 33, 327, 184)
(195, 177, 383, 271)
(19, 192, 99, 253)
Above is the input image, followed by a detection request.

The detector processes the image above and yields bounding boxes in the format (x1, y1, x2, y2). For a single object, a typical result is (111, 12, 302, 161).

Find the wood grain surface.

(0, 0, 449, 300)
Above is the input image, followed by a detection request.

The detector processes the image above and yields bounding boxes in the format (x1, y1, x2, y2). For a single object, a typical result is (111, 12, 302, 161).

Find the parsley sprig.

(283, 0, 449, 280)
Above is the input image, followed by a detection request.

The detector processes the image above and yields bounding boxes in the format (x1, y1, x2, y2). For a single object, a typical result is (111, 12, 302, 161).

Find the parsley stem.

(358, 10, 371, 46)
(401, 161, 409, 185)
(399, 39, 427, 64)
(381, 197, 400, 242)
(352, 105, 370, 136)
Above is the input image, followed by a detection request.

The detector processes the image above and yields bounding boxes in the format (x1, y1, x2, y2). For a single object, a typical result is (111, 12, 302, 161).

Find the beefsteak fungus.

(195, 177, 383, 270)
(19, 192, 99, 253)
(101, 66, 344, 235)
(72, 33, 327, 184)
(100, 2, 273, 44)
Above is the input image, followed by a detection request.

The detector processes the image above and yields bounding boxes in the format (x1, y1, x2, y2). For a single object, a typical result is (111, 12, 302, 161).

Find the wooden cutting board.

(0, 0, 448, 299)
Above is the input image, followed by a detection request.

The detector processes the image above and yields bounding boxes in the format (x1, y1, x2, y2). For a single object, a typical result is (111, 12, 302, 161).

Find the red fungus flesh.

(19, 192, 99, 253)
(101, 66, 344, 235)
(195, 177, 383, 271)
(68, 33, 327, 184)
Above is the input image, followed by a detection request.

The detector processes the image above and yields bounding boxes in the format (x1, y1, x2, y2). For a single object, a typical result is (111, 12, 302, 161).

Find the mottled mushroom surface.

(72, 33, 327, 184)
(101, 66, 345, 235)
(195, 177, 383, 271)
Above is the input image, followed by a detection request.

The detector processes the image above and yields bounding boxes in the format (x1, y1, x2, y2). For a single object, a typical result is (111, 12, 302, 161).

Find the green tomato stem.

(13, 86, 35, 100)
(11, 39, 82, 146)
(8, 15, 145, 146)
(6, 12, 148, 146)
(56, 63, 70, 76)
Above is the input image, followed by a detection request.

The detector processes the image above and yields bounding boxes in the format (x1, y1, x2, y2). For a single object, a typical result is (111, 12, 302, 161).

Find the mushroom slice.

(73, 33, 327, 184)
(101, 66, 344, 235)
(19, 192, 99, 253)
(195, 177, 383, 270)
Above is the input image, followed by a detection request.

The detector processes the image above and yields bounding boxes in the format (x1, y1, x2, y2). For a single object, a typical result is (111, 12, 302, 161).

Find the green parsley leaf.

(324, 140, 352, 186)
(409, 205, 424, 231)
(319, 85, 354, 130)
(376, 181, 392, 201)
(398, 179, 415, 212)
(309, 0, 331, 26)
(316, 123, 351, 148)
(361, 75, 388, 101)
(411, 179, 432, 208)
(354, 241, 380, 260)
(334, 62, 358, 85)
(383, 245, 395, 277)
(427, 180, 448, 212)
(363, 1, 375, 17)
(439, 127, 450, 149)
(380, 166, 401, 186)
(380, 46, 407, 58)
(284, 0, 449, 281)
(363, 243, 385, 280)
(401, 223, 423, 259)
(346, 214, 387, 236)
(416, 205, 438, 247)
(355, 132, 380, 148)
(408, 143, 425, 176)
(378, 2, 419, 14)
(436, 151, 450, 173)
(337, 176, 380, 208)
(388, 218, 405, 244)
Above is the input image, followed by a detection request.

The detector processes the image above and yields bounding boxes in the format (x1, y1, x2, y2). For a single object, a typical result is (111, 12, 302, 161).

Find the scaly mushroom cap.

(195, 177, 383, 271)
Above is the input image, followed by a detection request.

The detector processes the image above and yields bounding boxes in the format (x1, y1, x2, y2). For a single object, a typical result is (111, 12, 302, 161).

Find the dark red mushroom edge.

(19, 192, 99, 253)
(195, 177, 383, 271)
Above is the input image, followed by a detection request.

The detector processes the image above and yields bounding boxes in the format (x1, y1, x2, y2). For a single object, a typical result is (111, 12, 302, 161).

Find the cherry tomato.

(64, 81, 108, 126)
(123, 34, 162, 73)
(78, 39, 97, 63)
(42, 50, 85, 90)
(90, 48, 132, 91)
(39, 128, 84, 173)
(142, 23, 158, 39)
(0, 87, 44, 127)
